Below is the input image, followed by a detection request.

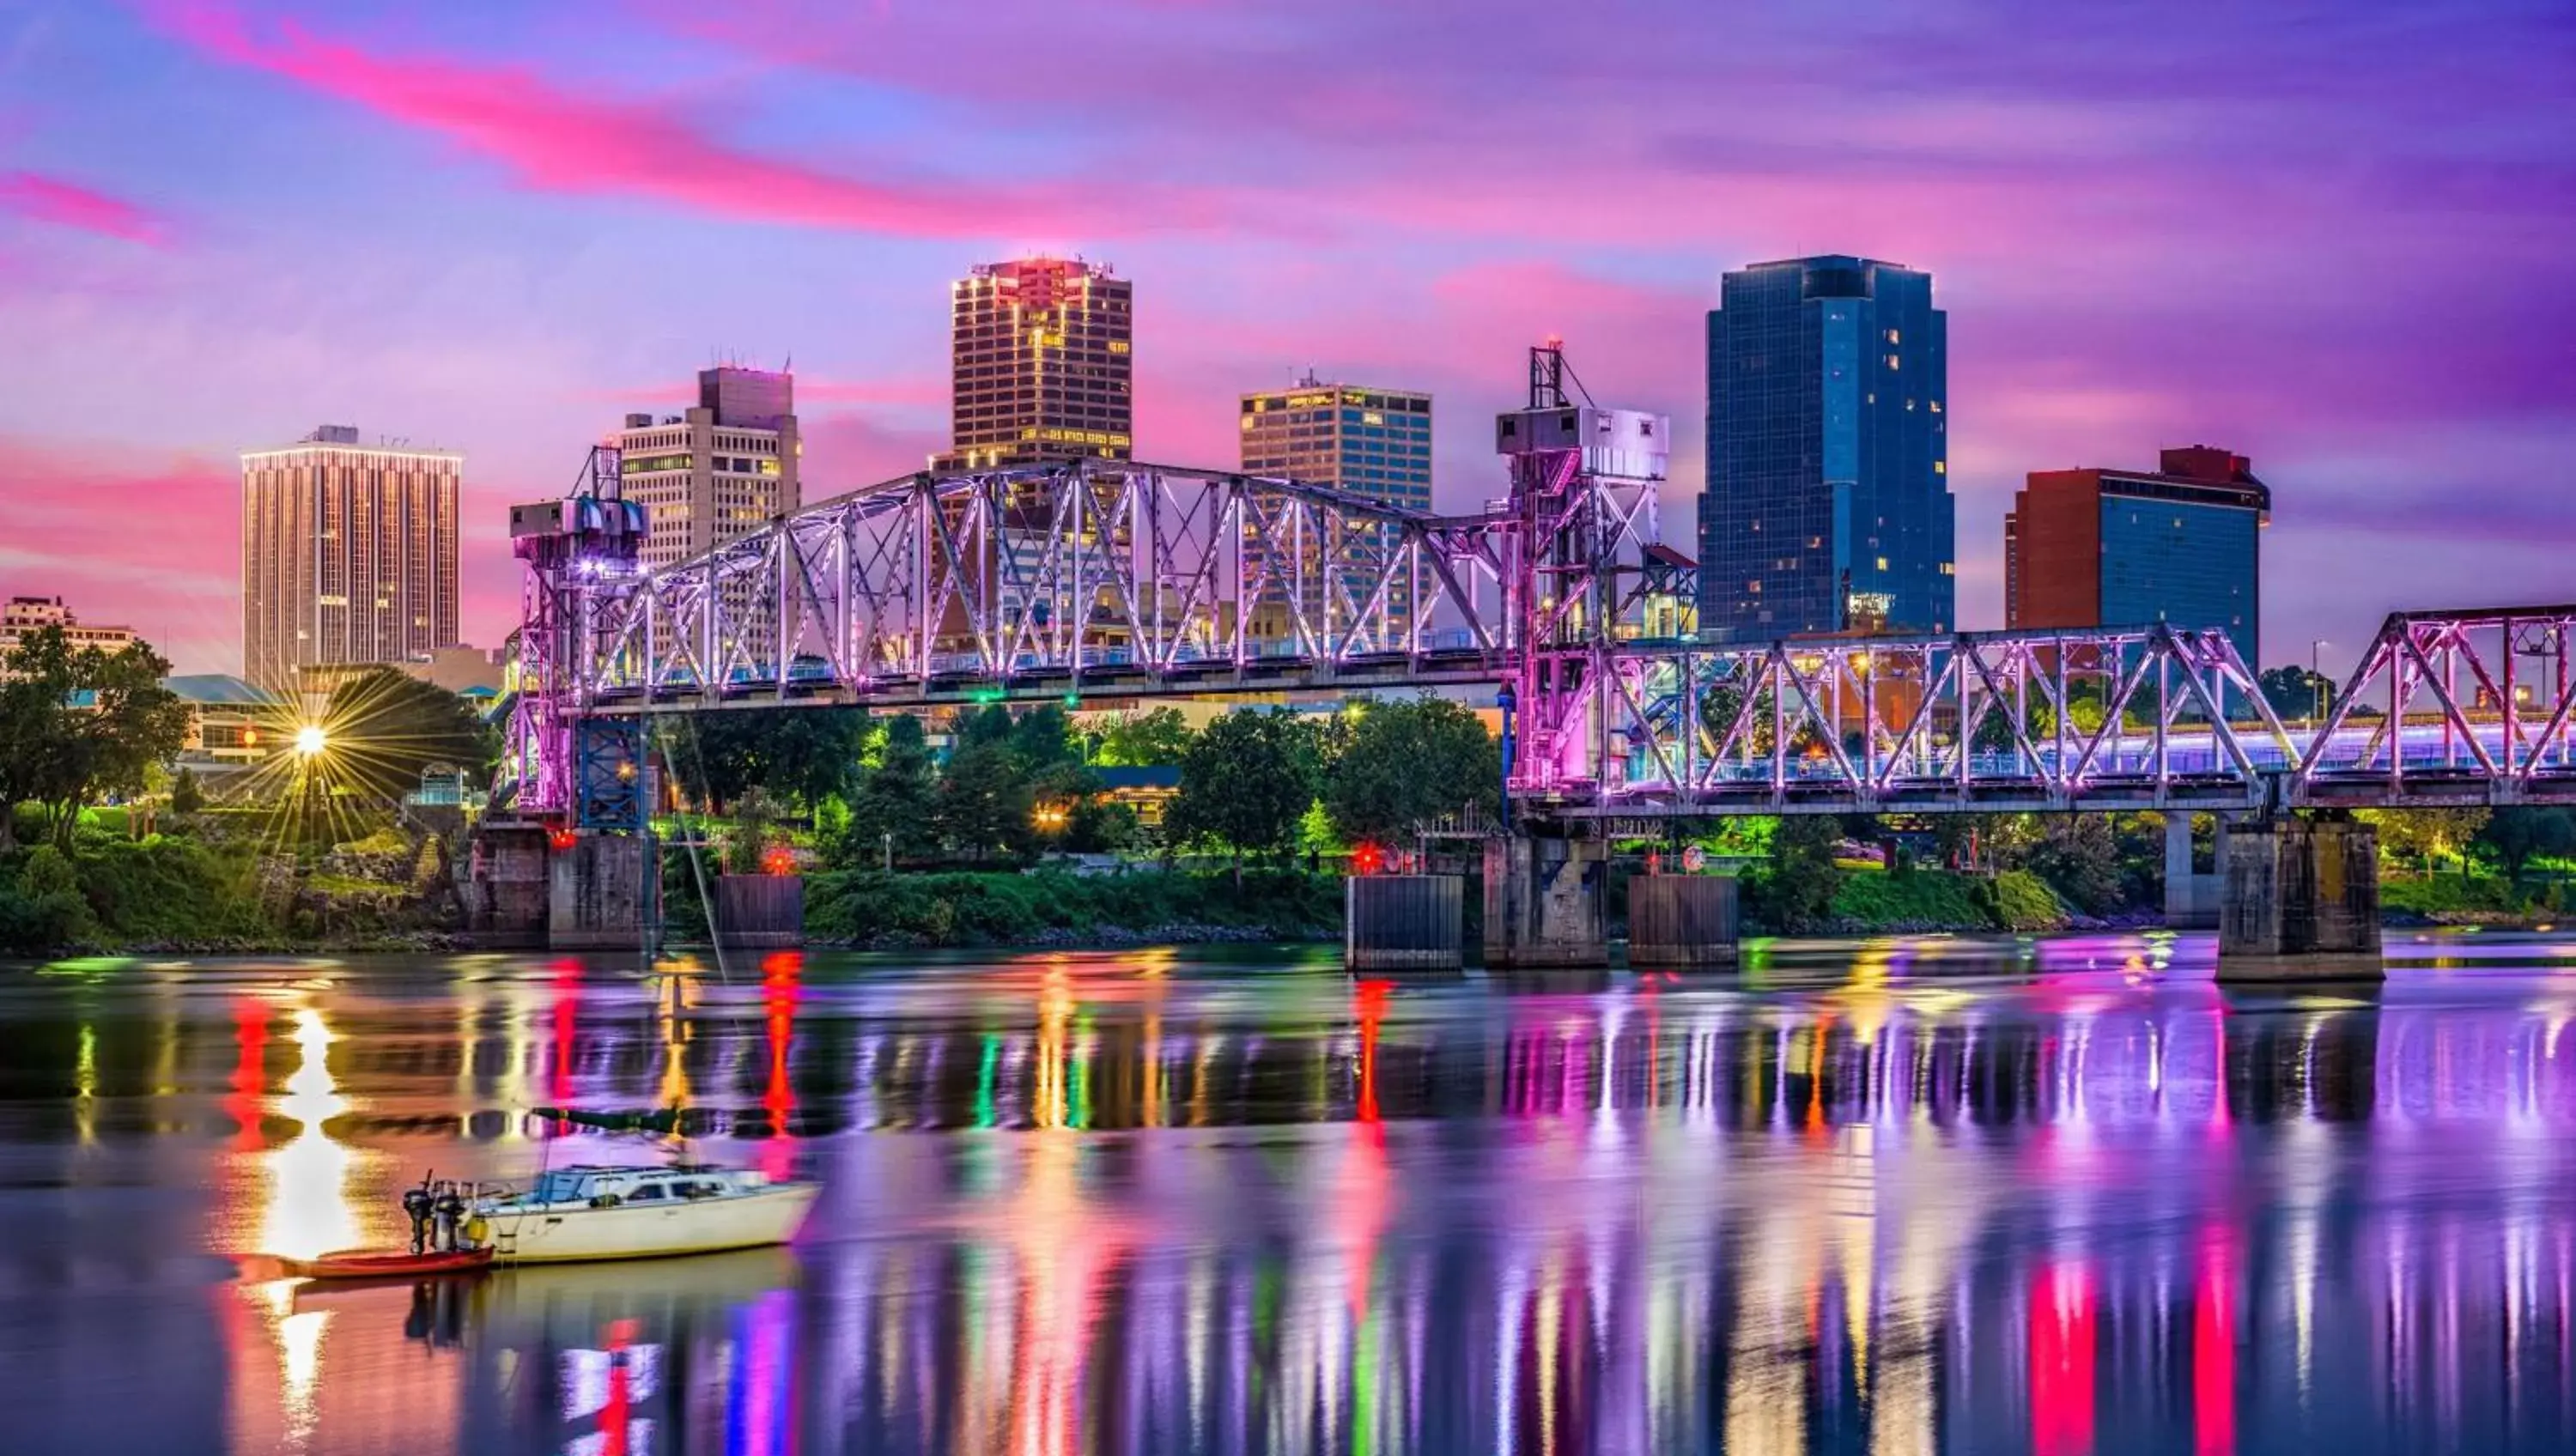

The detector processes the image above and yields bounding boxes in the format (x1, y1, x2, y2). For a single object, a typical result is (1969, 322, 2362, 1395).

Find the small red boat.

(290, 1247, 495, 1281)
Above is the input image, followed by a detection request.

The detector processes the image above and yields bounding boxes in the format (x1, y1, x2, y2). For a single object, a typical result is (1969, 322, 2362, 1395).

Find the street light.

(294, 724, 327, 757)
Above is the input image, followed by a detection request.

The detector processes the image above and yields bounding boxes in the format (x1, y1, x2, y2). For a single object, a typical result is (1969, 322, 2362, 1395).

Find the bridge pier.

(1484, 832, 1608, 970)
(2218, 818, 2383, 981)
(1625, 874, 1740, 969)
(1345, 875, 1466, 972)
(2162, 813, 2229, 929)
(549, 831, 652, 950)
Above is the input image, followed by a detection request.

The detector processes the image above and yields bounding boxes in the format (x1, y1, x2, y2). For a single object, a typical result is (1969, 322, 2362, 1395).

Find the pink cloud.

(143, 0, 1240, 239)
(0, 171, 170, 246)
(0, 436, 240, 673)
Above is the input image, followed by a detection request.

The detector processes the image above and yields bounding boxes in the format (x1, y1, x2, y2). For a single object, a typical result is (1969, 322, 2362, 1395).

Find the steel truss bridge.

(510, 402, 2576, 828)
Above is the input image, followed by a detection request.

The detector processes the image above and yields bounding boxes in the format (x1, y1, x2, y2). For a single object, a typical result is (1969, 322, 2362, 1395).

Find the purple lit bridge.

(509, 462, 2576, 827)
(507, 349, 2576, 830)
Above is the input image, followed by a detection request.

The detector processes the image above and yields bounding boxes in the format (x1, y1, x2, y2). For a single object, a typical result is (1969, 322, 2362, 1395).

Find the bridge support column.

(1484, 832, 1608, 970)
(2163, 813, 2227, 929)
(549, 831, 650, 950)
(1625, 874, 1740, 969)
(2219, 818, 2383, 980)
(1345, 875, 1465, 973)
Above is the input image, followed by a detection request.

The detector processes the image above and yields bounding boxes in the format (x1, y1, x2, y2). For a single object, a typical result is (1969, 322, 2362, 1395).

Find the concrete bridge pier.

(550, 831, 652, 950)
(2163, 812, 2229, 929)
(1345, 875, 1466, 972)
(2218, 818, 2383, 981)
(1484, 831, 1608, 969)
(1625, 874, 1741, 969)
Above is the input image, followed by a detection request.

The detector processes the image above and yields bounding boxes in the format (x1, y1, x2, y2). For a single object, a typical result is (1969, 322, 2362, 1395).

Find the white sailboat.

(464, 1163, 818, 1265)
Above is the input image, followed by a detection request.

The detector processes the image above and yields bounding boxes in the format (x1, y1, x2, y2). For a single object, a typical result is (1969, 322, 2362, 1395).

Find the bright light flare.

(293, 725, 327, 757)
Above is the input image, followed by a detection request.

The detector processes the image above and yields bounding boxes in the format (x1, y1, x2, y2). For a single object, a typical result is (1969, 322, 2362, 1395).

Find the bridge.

(496, 348, 2573, 972)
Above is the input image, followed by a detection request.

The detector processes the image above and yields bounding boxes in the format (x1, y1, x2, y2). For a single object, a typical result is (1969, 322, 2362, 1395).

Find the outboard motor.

(401, 1184, 434, 1255)
(431, 1186, 466, 1253)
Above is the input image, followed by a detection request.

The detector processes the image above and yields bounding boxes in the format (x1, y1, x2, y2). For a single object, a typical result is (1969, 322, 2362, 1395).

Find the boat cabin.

(501, 1164, 770, 1210)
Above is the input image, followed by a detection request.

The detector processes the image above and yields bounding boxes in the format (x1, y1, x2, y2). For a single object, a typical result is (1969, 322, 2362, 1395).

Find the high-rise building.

(2004, 445, 2269, 664)
(934, 258, 1132, 474)
(1697, 255, 1952, 640)
(1239, 377, 1433, 646)
(612, 367, 802, 573)
(241, 426, 459, 695)
(1, 595, 138, 659)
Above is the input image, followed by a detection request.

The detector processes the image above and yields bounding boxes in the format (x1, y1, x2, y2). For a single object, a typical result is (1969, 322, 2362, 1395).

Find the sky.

(0, 0, 2569, 678)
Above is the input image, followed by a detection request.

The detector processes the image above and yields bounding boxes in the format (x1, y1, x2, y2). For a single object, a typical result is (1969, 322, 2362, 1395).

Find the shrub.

(1986, 871, 2068, 931)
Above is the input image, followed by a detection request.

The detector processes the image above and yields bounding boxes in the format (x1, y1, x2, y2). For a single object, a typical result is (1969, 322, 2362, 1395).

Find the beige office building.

(612, 367, 803, 573)
(241, 426, 460, 695)
(1, 595, 139, 659)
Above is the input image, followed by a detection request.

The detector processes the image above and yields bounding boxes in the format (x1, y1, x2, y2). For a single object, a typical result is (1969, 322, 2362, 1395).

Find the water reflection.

(7, 935, 2576, 1450)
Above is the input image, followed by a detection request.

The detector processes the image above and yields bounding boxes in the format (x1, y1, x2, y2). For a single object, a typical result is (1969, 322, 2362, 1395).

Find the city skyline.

(2, 1, 2567, 676)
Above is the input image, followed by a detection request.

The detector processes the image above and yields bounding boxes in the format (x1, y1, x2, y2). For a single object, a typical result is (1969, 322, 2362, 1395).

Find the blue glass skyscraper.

(1696, 256, 1953, 640)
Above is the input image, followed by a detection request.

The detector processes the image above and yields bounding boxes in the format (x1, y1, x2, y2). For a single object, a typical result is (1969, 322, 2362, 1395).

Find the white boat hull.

(478, 1182, 818, 1265)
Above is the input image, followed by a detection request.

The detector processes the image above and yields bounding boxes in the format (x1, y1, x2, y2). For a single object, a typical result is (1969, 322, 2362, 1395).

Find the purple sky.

(2, 0, 2570, 676)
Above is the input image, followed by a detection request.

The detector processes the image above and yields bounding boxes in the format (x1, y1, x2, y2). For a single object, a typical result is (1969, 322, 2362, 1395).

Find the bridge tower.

(1484, 342, 1669, 968)
(477, 448, 654, 949)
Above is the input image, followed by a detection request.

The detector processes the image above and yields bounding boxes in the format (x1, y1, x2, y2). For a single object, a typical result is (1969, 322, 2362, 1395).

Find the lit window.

(1875, 556, 1889, 571)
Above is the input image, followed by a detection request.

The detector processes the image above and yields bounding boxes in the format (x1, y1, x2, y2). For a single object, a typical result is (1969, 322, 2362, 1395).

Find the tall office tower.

(612, 367, 803, 573)
(1239, 376, 1433, 646)
(241, 426, 460, 695)
(2005, 445, 2269, 664)
(935, 258, 1133, 474)
(1696, 255, 1952, 640)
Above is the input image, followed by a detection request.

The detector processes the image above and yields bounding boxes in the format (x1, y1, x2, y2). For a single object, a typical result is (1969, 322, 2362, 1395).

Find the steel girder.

(563, 463, 1516, 709)
(2295, 605, 2576, 806)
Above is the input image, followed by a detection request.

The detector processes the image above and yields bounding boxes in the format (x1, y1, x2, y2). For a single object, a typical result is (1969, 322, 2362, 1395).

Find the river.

(4, 931, 2576, 1453)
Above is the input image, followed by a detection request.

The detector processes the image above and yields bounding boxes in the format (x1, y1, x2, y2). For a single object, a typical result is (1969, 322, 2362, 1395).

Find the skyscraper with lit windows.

(1696, 255, 1952, 640)
(935, 258, 1133, 473)
(1239, 376, 1432, 646)
(611, 367, 801, 573)
(240, 426, 459, 694)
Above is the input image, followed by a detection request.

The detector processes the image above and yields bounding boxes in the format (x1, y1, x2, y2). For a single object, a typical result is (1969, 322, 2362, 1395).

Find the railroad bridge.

(496, 349, 2576, 975)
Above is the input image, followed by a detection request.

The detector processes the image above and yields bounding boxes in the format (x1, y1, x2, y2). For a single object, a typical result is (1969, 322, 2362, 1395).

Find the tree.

(321, 667, 496, 799)
(936, 737, 1035, 862)
(1169, 709, 1317, 881)
(680, 706, 867, 813)
(169, 765, 205, 816)
(2258, 664, 2330, 721)
(2356, 808, 2489, 874)
(0, 628, 190, 849)
(2477, 807, 2576, 885)
(841, 715, 939, 866)
(1323, 696, 1499, 844)
(2032, 813, 2128, 915)
(1087, 707, 1194, 767)
(1754, 814, 1844, 932)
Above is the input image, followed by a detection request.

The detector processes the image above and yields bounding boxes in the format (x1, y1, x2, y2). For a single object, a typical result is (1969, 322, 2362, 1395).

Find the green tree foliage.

(2031, 813, 2129, 915)
(0, 627, 191, 850)
(841, 715, 939, 864)
(1086, 706, 1195, 767)
(1751, 814, 1844, 932)
(680, 706, 868, 813)
(320, 667, 496, 799)
(1324, 696, 1499, 843)
(2476, 807, 2576, 884)
(936, 737, 1036, 862)
(1170, 709, 1318, 877)
(2356, 808, 2490, 873)
(2258, 665, 2331, 720)
(169, 766, 206, 816)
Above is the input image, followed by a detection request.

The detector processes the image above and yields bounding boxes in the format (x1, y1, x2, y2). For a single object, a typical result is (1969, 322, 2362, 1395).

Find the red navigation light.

(548, 828, 578, 852)
(1352, 842, 1385, 876)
